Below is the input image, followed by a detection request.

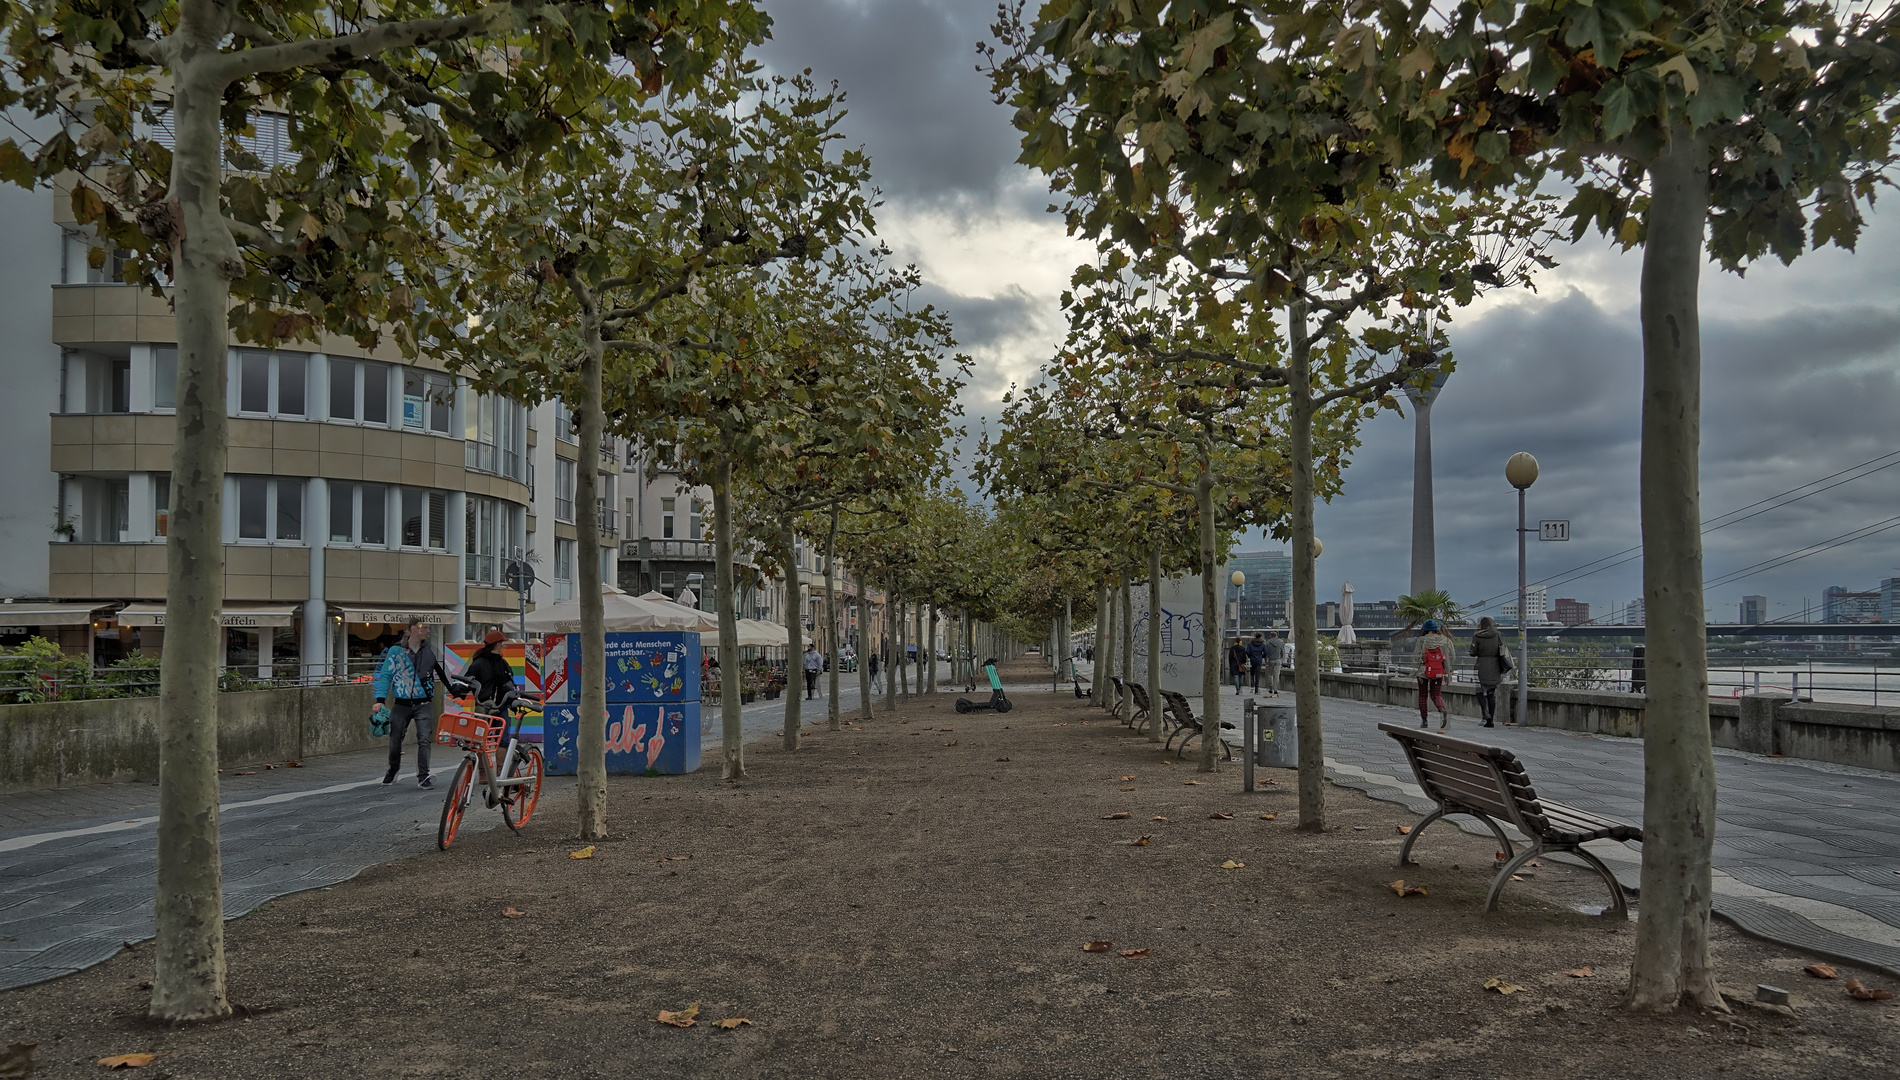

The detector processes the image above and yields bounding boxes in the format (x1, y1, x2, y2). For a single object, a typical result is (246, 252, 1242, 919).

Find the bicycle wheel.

(437, 758, 476, 851)
(502, 744, 544, 831)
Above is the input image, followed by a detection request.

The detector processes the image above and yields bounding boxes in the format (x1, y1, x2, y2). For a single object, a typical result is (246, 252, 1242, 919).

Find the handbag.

(1497, 651, 1513, 676)
(370, 703, 391, 737)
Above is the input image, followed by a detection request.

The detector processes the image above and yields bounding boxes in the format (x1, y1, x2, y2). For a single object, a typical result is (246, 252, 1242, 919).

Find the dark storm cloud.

(757, 0, 1021, 205)
(1302, 279, 1900, 618)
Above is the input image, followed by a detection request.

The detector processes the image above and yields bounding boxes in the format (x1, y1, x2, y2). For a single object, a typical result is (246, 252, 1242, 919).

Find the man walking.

(372, 617, 453, 787)
(1262, 631, 1286, 696)
(803, 644, 823, 700)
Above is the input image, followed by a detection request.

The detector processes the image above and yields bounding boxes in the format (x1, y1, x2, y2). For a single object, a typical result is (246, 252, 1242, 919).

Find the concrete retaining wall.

(0, 683, 383, 793)
(1298, 670, 1899, 774)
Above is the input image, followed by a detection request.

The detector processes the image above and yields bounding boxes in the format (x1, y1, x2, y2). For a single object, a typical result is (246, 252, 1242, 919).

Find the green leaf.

(1595, 82, 1639, 142)
(1653, 54, 1698, 95)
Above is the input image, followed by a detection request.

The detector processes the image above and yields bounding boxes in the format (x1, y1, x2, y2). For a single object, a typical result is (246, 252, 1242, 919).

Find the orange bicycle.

(435, 683, 545, 850)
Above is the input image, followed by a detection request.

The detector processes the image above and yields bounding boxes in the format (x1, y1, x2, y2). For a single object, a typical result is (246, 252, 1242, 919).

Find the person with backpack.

(1246, 633, 1268, 692)
(1415, 619, 1456, 730)
(371, 617, 455, 788)
(465, 630, 515, 708)
(1469, 616, 1510, 727)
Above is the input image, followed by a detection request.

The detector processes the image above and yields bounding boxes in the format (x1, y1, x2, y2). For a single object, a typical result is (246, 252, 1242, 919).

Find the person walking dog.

(372, 617, 454, 787)
(1469, 616, 1510, 727)
(1414, 619, 1455, 730)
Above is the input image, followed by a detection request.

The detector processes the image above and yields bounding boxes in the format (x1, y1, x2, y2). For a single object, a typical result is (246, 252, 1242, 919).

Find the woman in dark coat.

(1227, 639, 1249, 695)
(1469, 616, 1507, 727)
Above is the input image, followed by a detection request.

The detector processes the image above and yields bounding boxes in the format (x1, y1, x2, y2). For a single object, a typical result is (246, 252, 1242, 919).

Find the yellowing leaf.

(1150, 816, 1169, 822)
(1183, 780, 1202, 786)
(656, 1002, 700, 1027)
(1220, 859, 1245, 870)
(1209, 812, 1234, 820)
(1120, 948, 1150, 959)
(1845, 978, 1894, 1001)
(1119, 775, 1137, 781)
(570, 846, 597, 860)
(1103, 811, 1131, 820)
(1128, 835, 1151, 847)
(715, 1017, 752, 1030)
(1655, 53, 1699, 94)
(1395, 825, 1411, 834)
(1563, 967, 1596, 978)
(1386, 880, 1428, 897)
(97, 1054, 158, 1069)
(1804, 963, 1838, 979)
(1483, 978, 1525, 995)
(1082, 940, 1112, 953)
(502, 905, 526, 918)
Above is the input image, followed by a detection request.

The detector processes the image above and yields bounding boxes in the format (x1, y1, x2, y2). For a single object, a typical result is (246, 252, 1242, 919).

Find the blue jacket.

(373, 643, 445, 702)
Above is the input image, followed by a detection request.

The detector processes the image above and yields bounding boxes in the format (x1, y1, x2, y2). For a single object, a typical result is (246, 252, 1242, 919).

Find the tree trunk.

(824, 505, 841, 730)
(858, 583, 874, 721)
(1626, 130, 1724, 1013)
(897, 598, 909, 699)
(780, 525, 802, 751)
(884, 578, 898, 709)
(1147, 547, 1163, 742)
(1063, 594, 1073, 688)
(914, 602, 927, 695)
(1196, 466, 1222, 773)
(1289, 299, 1325, 831)
(1109, 578, 1124, 722)
(712, 456, 745, 779)
(149, 38, 234, 1022)
(574, 328, 610, 833)
(927, 604, 938, 695)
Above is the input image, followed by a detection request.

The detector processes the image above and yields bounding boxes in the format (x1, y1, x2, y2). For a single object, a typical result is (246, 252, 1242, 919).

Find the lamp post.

(1506, 453, 1540, 725)
(1228, 570, 1246, 696)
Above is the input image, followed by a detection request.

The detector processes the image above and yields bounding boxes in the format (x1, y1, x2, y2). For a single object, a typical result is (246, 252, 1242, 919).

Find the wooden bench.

(1109, 676, 1126, 715)
(1378, 723, 1639, 918)
(1126, 682, 1153, 731)
(1161, 690, 1237, 760)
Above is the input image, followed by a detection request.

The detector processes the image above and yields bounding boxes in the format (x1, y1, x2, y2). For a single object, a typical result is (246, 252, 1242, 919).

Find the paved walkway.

(0, 685, 886, 992)
(1184, 691, 1900, 977)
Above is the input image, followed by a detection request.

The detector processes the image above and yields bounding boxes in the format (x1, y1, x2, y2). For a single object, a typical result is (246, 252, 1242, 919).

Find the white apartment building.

(1497, 584, 1552, 627)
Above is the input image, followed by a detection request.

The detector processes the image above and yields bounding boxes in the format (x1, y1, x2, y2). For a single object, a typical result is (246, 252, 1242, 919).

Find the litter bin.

(1243, 700, 1298, 792)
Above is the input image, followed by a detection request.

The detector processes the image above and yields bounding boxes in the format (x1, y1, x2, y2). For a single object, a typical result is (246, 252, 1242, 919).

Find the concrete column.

(448, 489, 467, 643)
(125, 473, 156, 544)
(128, 344, 155, 413)
(1404, 373, 1447, 596)
(1738, 693, 1780, 756)
(303, 476, 329, 681)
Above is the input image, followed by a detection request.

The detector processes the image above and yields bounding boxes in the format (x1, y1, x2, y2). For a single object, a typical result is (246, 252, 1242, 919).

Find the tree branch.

(213, 9, 506, 81)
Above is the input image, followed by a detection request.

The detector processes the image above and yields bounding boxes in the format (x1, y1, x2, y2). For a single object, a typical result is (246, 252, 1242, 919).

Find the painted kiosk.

(540, 631, 703, 775)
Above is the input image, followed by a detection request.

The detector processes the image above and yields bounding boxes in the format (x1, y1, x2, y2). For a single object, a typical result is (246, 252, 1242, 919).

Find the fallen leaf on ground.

(1526, 860, 1541, 867)
(1259, 814, 1277, 820)
(233, 771, 256, 776)
(1119, 775, 1137, 781)
(569, 846, 596, 860)
(1082, 941, 1112, 953)
(1103, 812, 1131, 820)
(1562, 967, 1595, 978)
(97, 1053, 158, 1068)
(716, 1017, 751, 1030)
(656, 1003, 700, 1027)
(1395, 825, 1411, 835)
(1150, 816, 1169, 822)
(1183, 780, 1202, 786)
(1127, 836, 1151, 847)
(944, 740, 958, 746)
(1209, 812, 1234, 820)
(1496, 851, 1509, 861)
(653, 855, 691, 863)
(1121, 948, 1150, 958)
(284, 760, 303, 768)
(1510, 874, 1525, 881)
(1805, 963, 1838, 979)
(1120, 786, 1135, 791)
(502, 906, 526, 918)
(1483, 978, 1525, 995)
(1220, 860, 1245, 870)
(939, 728, 954, 732)
(1845, 978, 1894, 1001)
(1386, 880, 1428, 897)
(995, 757, 1011, 762)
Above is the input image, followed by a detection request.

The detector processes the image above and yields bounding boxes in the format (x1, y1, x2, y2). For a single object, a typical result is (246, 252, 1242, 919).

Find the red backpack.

(1421, 647, 1447, 680)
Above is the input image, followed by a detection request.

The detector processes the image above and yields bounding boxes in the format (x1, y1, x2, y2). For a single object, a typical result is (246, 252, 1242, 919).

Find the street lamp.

(1229, 570, 1246, 637)
(1506, 452, 1539, 725)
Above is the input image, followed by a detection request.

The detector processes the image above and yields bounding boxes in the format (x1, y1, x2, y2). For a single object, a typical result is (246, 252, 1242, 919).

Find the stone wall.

(1294, 670, 1899, 774)
(0, 682, 383, 793)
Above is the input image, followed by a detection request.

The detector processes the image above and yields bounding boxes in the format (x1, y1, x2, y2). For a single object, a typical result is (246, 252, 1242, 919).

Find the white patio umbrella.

(1337, 582, 1357, 645)
(706, 619, 789, 649)
(634, 591, 721, 632)
(503, 584, 708, 635)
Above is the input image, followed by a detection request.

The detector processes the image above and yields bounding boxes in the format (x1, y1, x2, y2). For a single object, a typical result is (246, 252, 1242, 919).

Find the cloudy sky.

(758, 0, 1900, 623)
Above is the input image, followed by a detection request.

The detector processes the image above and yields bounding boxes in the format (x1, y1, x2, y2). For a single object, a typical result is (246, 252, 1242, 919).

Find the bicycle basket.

(435, 707, 502, 753)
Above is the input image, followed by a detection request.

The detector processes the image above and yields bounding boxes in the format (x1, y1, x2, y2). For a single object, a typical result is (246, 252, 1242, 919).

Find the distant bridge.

(1310, 623, 1900, 641)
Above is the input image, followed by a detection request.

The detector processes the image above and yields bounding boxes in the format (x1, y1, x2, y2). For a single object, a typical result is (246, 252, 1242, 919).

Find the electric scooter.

(955, 658, 1013, 713)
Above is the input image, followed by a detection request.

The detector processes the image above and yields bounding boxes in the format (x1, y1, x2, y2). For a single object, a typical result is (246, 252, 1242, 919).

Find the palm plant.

(1395, 589, 1466, 637)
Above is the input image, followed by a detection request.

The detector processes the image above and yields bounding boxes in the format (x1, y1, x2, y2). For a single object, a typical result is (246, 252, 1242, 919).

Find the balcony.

(464, 440, 524, 483)
(595, 500, 618, 536)
(624, 538, 715, 561)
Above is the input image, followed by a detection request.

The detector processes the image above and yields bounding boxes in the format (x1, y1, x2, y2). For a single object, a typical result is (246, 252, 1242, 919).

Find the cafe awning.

(0, 602, 113, 627)
(332, 605, 458, 625)
(115, 603, 300, 628)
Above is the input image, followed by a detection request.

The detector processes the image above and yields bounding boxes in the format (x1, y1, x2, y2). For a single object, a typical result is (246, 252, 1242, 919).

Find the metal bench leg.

(1396, 808, 1446, 866)
(1485, 845, 1546, 913)
(1566, 845, 1633, 920)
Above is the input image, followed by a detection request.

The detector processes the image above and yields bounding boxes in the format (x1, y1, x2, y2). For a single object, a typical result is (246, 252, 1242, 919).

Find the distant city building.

(1739, 595, 1768, 624)
(1823, 585, 1882, 624)
(1550, 598, 1590, 626)
(1622, 598, 1645, 626)
(1350, 599, 1406, 629)
(1884, 578, 1900, 624)
(1220, 551, 1292, 628)
(1498, 584, 1551, 627)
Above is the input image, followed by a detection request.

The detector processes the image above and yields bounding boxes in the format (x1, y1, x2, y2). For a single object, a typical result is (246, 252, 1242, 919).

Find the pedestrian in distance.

(465, 630, 514, 708)
(1227, 638, 1249, 695)
(868, 650, 880, 695)
(371, 617, 454, 788)
(1415, 619, 1455, 730)
(1247, 632, 1268, 692)
(1469, 616, 1509, 727)
(803, 644, 823, 700)
(1262, 631, 1286, 696)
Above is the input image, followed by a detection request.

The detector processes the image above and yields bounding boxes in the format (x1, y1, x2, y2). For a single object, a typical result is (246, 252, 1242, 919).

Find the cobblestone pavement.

(1186, 691, 1900, 977)
(0, 685, 888, 992)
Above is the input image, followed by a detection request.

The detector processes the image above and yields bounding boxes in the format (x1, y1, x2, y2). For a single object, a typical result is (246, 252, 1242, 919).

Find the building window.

(689, 499, 705, 540)
(233, 350, 307, 418)
(465, 393, 525, 480)
(73, 476, 129, 542)
(153, 348, 177, 410)
(554, 538, 575, 601)
(234, 476, 304, 542)
(402, 369, 453, 433)
(661, 497, 676, 539)
(327, 358, 391, 426)
(153, 473, 170, 537)
(659, 570, 675, 594)
(465, 496, 518, 585)
(397, 487, 448, 550)
(554, 400, 579, 444)
(554, 458, 576, 523)
(327, 482, 389, 546)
